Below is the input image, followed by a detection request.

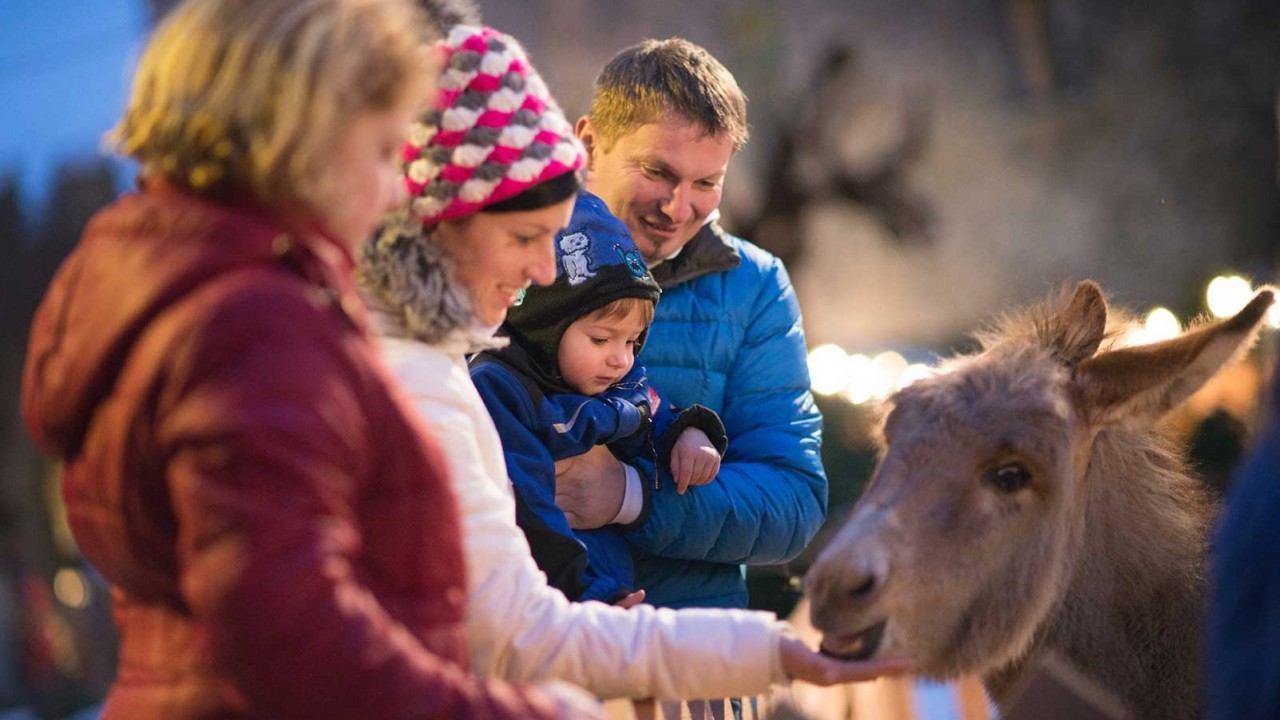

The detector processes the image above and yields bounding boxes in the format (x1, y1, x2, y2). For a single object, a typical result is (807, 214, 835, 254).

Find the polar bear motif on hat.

(559, 232, 595, 285)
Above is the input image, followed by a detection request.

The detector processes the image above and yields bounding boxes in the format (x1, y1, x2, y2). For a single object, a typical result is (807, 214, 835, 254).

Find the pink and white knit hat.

(403, 25, 586, 225)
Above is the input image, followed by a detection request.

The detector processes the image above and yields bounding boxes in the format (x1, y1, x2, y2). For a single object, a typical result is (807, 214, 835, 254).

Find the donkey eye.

(985, 462, 1031, 494)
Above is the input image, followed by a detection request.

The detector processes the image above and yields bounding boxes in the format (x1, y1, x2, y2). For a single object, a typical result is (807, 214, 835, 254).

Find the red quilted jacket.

(21, 182, 560, 719)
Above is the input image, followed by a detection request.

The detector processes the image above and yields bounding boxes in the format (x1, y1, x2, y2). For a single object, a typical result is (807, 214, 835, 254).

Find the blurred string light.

(897, 363, 935, 390)
(807, 344, 850, 395)
(1144, 307, 1181, 340)
(808, 347, 934, 405)
(873, 351, 908, 384)
(1206, 274, 1280, 329)
(842, 353, 879, 405)
(810, 272, 1276, 405)
(1120, 307, 1181, 347)
(1206, 275, 1253, 319)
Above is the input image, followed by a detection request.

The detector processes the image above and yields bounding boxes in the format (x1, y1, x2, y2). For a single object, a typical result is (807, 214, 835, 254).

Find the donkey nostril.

(848, 574, 877, 601)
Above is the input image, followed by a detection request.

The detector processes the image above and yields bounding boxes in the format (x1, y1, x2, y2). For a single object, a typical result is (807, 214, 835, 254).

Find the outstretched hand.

(778, 636, 912, 686)
(533, 679, 605, 719)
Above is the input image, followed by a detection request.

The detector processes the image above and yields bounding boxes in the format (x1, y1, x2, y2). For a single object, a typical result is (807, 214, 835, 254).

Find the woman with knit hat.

(358, 20, 909, 703)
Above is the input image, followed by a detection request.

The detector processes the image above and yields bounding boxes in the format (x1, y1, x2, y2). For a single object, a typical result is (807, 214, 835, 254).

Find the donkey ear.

(1045, 281, 1108, 366)
(1073, 288, 1275, 424)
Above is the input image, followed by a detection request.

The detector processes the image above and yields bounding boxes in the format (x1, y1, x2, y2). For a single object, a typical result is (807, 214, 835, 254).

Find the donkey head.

(806, 281, 1273, 680)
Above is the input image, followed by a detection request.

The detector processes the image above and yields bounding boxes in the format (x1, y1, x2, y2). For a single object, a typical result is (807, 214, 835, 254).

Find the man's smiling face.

(580, 114, 734, 265)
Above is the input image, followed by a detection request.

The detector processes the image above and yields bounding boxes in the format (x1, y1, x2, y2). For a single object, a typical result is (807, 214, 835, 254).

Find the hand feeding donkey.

(805, 280, 1274, 719)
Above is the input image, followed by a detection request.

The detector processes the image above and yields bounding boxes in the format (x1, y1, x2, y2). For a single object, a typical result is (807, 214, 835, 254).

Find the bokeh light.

(1206, 275, 1253, 319)
(897, 363, 935, 390)
(808, 344, 850, 395)
(842, 353, 879, 405)
(53, 567, 90, 610)
(873, 351, 909, 390)
(1144, 307, 1181, 342)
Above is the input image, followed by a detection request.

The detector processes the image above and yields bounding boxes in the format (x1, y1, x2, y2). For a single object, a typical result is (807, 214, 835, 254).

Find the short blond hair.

(588, 38, 748, 153)
(113, 0, 432, 211)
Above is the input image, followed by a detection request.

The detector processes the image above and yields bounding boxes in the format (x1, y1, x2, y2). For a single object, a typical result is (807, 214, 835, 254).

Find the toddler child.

(471, 191, 727, 603)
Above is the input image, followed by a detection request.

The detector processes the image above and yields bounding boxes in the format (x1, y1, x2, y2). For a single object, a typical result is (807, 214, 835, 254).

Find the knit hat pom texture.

(404, 25, 585, 225)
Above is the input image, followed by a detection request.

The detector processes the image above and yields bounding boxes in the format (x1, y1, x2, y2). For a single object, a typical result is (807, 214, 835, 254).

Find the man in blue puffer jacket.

(554, 36, 828, 617)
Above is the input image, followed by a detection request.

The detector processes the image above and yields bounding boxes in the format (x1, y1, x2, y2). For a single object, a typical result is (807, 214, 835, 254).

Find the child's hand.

(614, 589, 646, 608)
(671, 427, 721, 494)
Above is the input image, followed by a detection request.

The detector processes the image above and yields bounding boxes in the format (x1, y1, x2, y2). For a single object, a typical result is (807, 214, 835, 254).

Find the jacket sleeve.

(537, 390, 646, 459)
(392, 342, 788, 699)
(158, 288, 559, 720)
(626, 258, 827, 565)
(471, 362, 629, 603)
(601, 363, 657, 461)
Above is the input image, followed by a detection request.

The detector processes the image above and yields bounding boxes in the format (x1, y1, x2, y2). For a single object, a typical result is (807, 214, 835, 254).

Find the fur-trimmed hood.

(357, 211, 504, 356)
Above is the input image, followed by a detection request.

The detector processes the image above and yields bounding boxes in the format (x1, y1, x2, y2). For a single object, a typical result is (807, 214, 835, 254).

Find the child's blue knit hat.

(502, 191, 661, 373)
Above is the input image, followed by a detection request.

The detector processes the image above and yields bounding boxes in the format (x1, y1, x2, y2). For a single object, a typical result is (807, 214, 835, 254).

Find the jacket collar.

(649, 221, 741, 289)
(144, 179, 361, 315)
(22, 181, 366, 459)
(364, 289, 504, 358)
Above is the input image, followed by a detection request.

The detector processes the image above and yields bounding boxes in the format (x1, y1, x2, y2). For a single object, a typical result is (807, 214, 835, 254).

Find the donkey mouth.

(819, 620, 887, 662)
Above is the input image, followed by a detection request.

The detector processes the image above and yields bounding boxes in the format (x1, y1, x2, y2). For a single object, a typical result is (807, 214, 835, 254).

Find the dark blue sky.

(1, 0, 146, 228)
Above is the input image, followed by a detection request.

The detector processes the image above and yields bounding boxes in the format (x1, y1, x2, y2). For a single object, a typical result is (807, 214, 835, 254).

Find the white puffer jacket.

(372, 309, 789, 700)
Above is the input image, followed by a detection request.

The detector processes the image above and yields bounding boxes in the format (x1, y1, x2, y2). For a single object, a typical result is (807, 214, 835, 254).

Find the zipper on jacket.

(647, 428, 660, 491)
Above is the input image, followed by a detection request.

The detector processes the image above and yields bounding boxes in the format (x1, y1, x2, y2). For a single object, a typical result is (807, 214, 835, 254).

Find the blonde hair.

(589, 297, 655, 328)
(113, 0, 432, 211)
(588, 38, 748, 153)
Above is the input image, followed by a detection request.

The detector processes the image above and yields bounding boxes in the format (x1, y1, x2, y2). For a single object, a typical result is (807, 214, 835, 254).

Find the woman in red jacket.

(19, 0, 597, 717)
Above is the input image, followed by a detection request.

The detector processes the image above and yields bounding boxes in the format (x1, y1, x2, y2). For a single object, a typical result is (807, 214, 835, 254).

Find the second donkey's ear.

(1071, 288, 1275, 425)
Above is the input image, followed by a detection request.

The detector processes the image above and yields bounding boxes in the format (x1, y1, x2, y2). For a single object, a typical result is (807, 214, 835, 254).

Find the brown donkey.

(806, 281, 1274, 719)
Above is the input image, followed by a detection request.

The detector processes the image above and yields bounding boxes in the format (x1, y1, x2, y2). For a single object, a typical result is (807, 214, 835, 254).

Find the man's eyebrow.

(629, 152, 669, 170)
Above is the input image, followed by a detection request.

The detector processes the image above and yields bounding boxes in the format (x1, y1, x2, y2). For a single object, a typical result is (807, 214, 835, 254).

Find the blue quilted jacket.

(627, 220, 827, 608)
(470, 356, 647, 603)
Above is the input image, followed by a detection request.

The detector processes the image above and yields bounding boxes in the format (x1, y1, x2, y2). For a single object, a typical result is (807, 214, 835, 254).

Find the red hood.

(21, 183, 355, 458)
